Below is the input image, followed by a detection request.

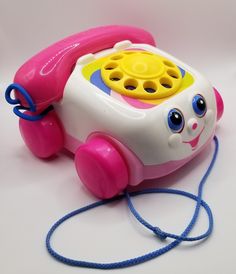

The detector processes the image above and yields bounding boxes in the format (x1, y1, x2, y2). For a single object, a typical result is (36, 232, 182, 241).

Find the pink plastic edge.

(13, 25, 156, 111)
(213, 87, 224, 121)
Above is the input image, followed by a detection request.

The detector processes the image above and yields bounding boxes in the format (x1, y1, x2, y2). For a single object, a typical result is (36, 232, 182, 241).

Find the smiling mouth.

(183, 127, 205, 150)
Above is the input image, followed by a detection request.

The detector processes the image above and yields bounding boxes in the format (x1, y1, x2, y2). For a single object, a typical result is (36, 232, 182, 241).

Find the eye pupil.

(197, 98, 206, 111)
(170, 112, 182, 125)
(192, 94, 207, 117)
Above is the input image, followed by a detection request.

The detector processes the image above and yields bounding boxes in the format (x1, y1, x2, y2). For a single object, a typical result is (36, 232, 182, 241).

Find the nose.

(187, 118, 198, 133)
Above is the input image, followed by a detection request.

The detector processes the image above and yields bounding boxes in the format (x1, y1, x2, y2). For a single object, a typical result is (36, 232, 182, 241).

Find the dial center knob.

(121, 53, 165, 79)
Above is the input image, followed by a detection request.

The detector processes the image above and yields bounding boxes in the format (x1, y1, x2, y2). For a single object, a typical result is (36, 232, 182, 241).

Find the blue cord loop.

(46, 136, 219, 269)
(5, 83, 48, 121)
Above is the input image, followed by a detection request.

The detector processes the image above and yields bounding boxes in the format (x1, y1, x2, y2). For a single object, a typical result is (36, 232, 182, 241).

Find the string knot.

(153, 227, 167, 240)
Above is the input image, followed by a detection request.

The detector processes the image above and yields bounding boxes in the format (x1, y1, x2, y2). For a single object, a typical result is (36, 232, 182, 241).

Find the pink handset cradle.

(5, 25, 224, 199)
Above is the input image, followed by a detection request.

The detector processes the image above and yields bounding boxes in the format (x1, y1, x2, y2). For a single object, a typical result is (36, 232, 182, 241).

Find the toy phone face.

(125, 84, 217, 166)
(69, 44, 217, 164)
(163, 90, 215, 155)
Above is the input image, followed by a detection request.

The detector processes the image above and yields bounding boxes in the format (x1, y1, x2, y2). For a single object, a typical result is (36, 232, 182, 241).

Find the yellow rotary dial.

(101, 50, 182, 99)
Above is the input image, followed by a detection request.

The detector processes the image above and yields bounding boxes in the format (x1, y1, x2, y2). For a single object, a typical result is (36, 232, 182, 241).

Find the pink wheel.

(19, 110, 64, 158)
(75, 136, 129, 199)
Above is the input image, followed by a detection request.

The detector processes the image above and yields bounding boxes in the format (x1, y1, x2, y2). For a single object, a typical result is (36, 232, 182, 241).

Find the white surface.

(61, 43, 216, 166)
(0, 0, 235, 273)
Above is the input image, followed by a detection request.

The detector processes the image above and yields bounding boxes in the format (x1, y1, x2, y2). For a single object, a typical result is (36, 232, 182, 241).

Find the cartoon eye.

(168, 109, 184, 133)
(192, 94, 207, 117)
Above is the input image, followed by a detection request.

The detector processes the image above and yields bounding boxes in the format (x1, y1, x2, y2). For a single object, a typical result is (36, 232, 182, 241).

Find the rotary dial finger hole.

(124, 78, 138, 90)
(160, 77, 173, 89)
(104, 62, 118, 70)
(143, 81, 157, 93)
(163, 60, 175, 67)
(167, 69, 179, 79)
(109, 71, 123, 81)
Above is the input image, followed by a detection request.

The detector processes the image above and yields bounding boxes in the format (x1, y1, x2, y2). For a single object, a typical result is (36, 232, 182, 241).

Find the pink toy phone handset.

(5, 25, 223, 199)
(13, 25, 155, 111)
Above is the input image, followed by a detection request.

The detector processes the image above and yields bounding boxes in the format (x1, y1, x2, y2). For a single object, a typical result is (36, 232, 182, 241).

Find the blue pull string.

(126, 136, 218, 241)
(5, 83, 47, 121)
(46, 136, 219, 269)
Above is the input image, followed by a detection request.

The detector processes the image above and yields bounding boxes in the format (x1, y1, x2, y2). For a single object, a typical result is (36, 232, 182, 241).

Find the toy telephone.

(5, 25, 224, 199)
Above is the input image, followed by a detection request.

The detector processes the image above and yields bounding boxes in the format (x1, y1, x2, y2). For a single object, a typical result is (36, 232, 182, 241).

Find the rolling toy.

(5, 25, 224, 199)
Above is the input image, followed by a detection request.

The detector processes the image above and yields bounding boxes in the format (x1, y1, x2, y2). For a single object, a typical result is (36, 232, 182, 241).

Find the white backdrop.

(0, 0, 236, 274)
